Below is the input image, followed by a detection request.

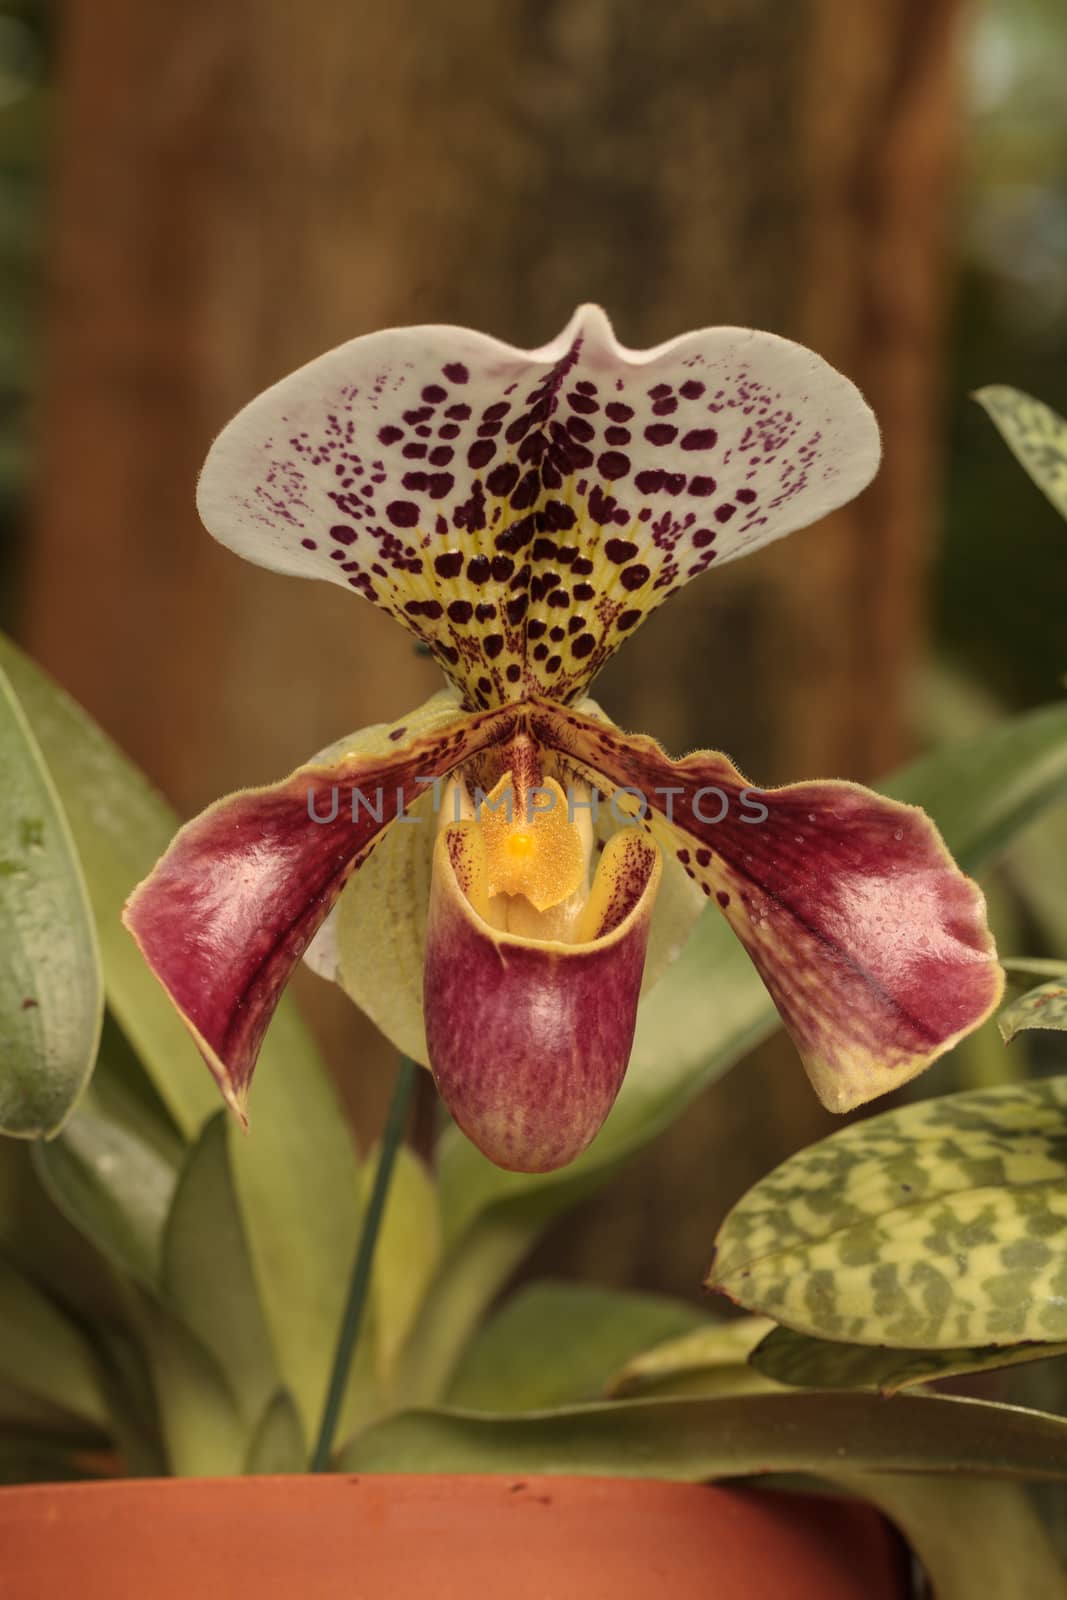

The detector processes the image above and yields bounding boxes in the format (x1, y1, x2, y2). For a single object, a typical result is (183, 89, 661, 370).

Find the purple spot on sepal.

(568, 390, 599, 415)
(442, 362, 470, 384)
(644, 423, 677, 447)
(605, 538, 638, 564)
(681, 427, 718, 451)
(598, 451, 631, 481)
(486, 462, 520, 497)
(621, 564, 650, 591)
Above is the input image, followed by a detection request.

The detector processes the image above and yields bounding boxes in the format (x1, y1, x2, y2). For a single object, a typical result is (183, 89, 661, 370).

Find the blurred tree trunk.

(24, 0, 964, 1284)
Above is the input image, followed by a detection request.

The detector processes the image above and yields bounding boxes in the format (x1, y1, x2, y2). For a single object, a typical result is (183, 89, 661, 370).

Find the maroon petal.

(123, 704, 517, 1118)
(532, 699, 1003, 1112)
(424, 823, 661, 1172)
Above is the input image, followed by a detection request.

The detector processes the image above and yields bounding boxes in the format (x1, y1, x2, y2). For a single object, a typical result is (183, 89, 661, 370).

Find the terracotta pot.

(0, 1474, 910, 1598)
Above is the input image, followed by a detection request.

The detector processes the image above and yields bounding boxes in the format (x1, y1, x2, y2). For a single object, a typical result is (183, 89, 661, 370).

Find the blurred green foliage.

(939, 0, 1067, 705)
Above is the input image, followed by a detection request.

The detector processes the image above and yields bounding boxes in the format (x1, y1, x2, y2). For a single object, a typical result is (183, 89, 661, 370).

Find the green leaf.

(1001, 958, 1067, 979)
(0, 634, 217, 1138)
(999, 977, 1067, 1043)
(339, 1390, 1067, 1480)
(0, 1437, 97, 1486)
(975, 386, 1067, 521)
(884, 699, 1067, 871)
(244, 1388, 305, 1473)
(606, 1315, 779, 1399)
(0, 1135, 129, 1330)
(93, 1325, 168, 1478)
(365, 1144, 441, 1383)
(0, 1377, 108, 1443)
(132, 1292, 246, 1477)
(709, 1077, 1067, 1347)
(0, 663, 102, 1137)
(225, 1055, 362, 1441)
(751, 1324, 1067, 1395)
(161, 1112, 277, 1428)
(32, 1034, 182, 1288)
(826, 1473, 1067, 1600)
(0, 635, 366, 1441)
(0, 1256, 108, 1426)
(445, 1283, 707, 1412)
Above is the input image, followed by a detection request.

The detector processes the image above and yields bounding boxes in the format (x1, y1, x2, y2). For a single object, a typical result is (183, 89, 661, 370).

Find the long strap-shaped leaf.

(340, 1390, 1067, 1480)
(0, 664, 102, 1137)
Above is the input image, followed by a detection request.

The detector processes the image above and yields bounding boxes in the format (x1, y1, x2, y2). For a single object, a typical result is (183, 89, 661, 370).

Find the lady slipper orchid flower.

(124, 306, 1003, 1173)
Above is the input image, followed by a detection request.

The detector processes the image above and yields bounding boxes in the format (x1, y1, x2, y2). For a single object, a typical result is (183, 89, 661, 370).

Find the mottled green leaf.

(975, 386, 1067, 521)
(709, 1078, 1067, 1347)
(751, 1323, 1067, 1395)
(162, 1112, 277, 1427)
(340, 1390, 1067, 1480)
(826, 1473, 1067, 1600)
(445, 1283, 707, 1413)
(0, 1256, 108, 1426)
(606, 1315, 778, 1399)
(244, 1388, 305, 1474)
(999, 977, 1067, 1043)
(0, 663, 102, 1137)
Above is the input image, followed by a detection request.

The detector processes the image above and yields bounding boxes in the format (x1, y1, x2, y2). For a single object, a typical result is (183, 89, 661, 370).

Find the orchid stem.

(309, 1054, 417, 1472)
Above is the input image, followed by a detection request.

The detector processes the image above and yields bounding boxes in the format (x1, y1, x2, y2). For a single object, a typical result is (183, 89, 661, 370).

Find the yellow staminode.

(479, 772, 587, 911)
